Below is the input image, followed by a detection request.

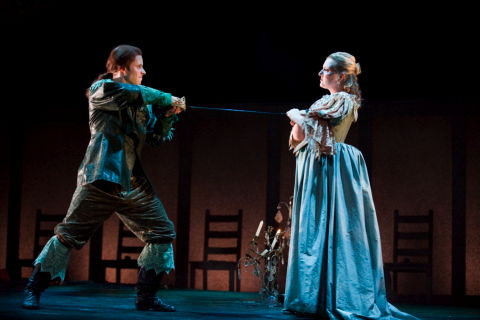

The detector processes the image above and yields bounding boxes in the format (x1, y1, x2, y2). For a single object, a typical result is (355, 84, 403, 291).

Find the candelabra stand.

(238, 197, 293, 305)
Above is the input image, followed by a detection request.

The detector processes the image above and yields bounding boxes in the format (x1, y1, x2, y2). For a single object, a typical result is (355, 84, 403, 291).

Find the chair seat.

(100, 259, 138, 269)
(190, 260, 237, 270)
(18, 259, 34, 267)
(384, 262, 431, 272)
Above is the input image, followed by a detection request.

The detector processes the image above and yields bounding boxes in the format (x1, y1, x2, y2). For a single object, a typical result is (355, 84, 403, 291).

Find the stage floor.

(1, 282, 479, 320)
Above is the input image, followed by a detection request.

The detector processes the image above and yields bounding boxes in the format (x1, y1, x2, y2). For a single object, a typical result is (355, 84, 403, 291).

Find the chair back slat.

(206, 247, 239, 255)
(206, 231, 241, 238)
(203, 209, 243, 262)
(396, 249, 432, 257)
(397, 232, 430, 240)
(396, 216, 431, 223)
(38, 230, 55, 238)
(39, 214, 65, 222)
(392, 209, 433, 264)
(207, 215, 242, 222)
(119, 246, 143, 254)
(34, 209, 64, 257)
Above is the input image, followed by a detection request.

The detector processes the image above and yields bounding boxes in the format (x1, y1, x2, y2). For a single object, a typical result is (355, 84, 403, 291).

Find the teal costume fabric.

(284, 95, 419, 320)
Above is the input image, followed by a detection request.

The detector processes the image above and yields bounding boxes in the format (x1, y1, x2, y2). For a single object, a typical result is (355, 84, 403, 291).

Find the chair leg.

(236, 272, 240, 292)
(426, 271, 433, 304)
(229, 270, 234, 292)
(203, 270, 207, 290)
(393, 271, 398, 294)
(190, 266, 195, 289)
(384, 267, 392, 298)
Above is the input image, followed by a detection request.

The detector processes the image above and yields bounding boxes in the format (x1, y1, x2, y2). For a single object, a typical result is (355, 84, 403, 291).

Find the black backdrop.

(1, 2, 476, 119)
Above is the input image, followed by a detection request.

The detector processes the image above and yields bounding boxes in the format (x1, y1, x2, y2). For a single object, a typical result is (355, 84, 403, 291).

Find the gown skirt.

(284, 143, 418, 320)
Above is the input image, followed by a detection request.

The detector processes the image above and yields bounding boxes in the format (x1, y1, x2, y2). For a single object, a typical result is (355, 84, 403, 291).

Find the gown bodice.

(332, 107, 356, 143)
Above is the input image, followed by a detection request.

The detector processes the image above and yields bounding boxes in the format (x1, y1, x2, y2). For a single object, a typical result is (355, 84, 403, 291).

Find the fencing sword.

(187, 105, 286, 116)
(174, 97, 288, 116)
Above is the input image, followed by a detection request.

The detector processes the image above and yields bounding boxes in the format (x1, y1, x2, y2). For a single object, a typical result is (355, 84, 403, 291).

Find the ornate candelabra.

(238, 197, 293, 305)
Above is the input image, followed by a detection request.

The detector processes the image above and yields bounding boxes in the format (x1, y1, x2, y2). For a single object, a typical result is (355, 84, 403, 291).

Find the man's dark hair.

(87, 44, 143, 96)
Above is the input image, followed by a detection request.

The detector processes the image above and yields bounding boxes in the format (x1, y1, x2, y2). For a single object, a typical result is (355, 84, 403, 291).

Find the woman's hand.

(286, 108, 306, 126)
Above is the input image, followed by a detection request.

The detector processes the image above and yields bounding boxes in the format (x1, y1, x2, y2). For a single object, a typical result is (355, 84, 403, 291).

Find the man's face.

(124, 55, 146, 85)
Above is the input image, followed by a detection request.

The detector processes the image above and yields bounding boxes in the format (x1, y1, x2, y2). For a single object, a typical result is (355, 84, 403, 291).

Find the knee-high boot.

(135, 267, 175, 312)
(21, 264, 51, 309)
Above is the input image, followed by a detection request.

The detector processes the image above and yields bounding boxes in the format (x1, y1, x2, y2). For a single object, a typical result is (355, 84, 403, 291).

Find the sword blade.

(188, 105, 285, 115)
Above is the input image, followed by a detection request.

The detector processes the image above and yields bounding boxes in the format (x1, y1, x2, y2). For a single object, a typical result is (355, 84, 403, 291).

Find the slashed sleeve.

(308, 92, 356, 124)
(89, 79, 173, 112)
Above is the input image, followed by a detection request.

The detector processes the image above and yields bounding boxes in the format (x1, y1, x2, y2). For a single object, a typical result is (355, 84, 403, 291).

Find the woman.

(284, 52, 418, 319)
(22, 45, 185, 312)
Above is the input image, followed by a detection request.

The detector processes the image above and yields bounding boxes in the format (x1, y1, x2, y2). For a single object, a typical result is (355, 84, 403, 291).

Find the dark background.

(1, 2, 476, 118)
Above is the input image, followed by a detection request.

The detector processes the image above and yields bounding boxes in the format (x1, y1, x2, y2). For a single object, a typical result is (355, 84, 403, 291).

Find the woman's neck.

(329, 88, 344, 94)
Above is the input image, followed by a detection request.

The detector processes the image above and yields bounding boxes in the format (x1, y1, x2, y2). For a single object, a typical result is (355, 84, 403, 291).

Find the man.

(22, 44, 185, 312)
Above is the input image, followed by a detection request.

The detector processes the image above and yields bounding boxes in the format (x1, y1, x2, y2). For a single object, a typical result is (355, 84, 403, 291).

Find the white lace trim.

(137, 243, 175, 275)
(34, 236, 71, 281)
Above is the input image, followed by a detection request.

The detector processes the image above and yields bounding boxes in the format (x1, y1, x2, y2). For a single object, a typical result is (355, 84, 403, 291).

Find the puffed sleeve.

(89, 79, 143, 111)
(89, 79, 172, 111)
(308, 92, 357, 124)
(138, 85, 172, 107)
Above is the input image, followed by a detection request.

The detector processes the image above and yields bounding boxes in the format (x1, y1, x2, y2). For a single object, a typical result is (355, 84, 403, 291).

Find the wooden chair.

(189, 209, 243, 291)
(99, 220, 143, 283)
(384, 209, 433, 302)
(19, 209, 65, 275)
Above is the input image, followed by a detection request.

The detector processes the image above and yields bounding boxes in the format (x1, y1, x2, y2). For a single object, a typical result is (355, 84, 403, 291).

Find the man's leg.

(22, 236, 71, 309)
(117, 178, 176, 311)
(22, 182, 117, 309)
(54, 182, 120, 249)
(135, 243, 175, 311)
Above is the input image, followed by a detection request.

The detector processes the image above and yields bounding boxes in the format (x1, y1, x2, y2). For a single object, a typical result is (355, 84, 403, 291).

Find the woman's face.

(124, 55, 146, 85)
(319, 57, 341, 93)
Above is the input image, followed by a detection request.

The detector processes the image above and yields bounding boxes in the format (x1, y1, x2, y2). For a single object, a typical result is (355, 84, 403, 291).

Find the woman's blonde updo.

(328, 52, 362, 105)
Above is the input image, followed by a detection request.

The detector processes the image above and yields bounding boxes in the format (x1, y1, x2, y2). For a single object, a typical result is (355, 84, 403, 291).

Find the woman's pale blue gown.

(284, 94, 419, 320)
